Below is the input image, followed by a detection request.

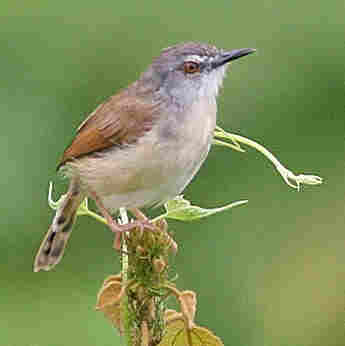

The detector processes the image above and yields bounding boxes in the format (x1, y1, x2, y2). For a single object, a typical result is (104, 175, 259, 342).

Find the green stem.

(151, 213, 167, 223)
(214, 128, 323, 191)
(120, 207, 129, 282)
(86, 210, 108, 225)
(119, 207, 132, 346)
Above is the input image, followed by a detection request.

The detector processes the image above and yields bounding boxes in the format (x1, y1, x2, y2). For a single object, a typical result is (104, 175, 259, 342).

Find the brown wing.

(58, 88, 160, 168)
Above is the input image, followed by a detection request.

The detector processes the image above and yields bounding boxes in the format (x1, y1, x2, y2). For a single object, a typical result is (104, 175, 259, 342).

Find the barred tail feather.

(34, 182, 84, 272)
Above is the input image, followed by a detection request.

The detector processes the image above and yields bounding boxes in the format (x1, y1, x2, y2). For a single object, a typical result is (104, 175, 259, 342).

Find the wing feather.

(58, 88, 160, 168)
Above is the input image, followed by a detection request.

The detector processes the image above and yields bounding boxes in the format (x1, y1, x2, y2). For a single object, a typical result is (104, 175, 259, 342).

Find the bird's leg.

(88, 190, 156, 250)
(87, 189, 124, 249)
(128, 208, 148, 221)
(115, 208, 157, 249)
(127, 207, 157, 233)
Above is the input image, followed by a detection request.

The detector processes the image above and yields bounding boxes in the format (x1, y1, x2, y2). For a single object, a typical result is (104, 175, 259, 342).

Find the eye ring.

(183, 61, 200, 74)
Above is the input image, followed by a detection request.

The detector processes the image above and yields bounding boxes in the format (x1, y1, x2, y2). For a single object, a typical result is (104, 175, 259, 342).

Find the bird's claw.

(111, 219, 157, 250)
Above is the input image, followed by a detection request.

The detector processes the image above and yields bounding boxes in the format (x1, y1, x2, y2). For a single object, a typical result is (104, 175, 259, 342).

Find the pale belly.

(68, 100, 217, 211)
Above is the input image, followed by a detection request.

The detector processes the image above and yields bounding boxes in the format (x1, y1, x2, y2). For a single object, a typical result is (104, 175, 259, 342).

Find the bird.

(34, 42, 255, 272)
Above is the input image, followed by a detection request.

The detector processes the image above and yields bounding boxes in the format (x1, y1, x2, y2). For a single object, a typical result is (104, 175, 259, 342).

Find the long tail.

(34, 181, 84, 272)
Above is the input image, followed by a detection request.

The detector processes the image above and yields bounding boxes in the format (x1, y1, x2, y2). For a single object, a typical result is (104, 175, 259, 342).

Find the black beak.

(212, 48, 256, 69)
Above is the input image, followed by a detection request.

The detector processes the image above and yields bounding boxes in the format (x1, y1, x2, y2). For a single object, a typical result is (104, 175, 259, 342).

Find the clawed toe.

(111, 219, 157, 250)
(119, 220, 156, 233)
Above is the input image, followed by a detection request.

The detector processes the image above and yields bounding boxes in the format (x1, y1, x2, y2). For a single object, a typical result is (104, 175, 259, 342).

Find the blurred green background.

(1, 1, 344, 345)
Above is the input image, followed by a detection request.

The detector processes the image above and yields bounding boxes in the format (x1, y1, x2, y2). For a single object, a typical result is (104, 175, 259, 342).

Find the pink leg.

(88, 191, 156, 250)
(87, 189, 123, 249)
(129, 208, 148, 221)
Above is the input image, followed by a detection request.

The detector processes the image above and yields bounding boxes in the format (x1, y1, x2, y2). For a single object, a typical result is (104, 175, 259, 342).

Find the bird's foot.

(111, 218, 157, 250)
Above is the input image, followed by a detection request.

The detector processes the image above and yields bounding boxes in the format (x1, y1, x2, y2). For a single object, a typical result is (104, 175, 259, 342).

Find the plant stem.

(119, 207, 131, 346)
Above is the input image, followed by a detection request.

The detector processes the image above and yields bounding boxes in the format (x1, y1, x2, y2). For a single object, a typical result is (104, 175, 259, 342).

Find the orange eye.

(183, 61, 200, 74)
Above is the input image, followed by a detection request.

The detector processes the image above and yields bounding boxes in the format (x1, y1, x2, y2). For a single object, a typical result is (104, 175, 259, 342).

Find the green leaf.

(165, 196, 191, 211)
(158, 319, 224, 346)
(163, 196, 248, 221)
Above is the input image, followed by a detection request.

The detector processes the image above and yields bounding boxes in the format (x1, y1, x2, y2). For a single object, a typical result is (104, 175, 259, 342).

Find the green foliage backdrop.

(1, 1, 344, 345)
